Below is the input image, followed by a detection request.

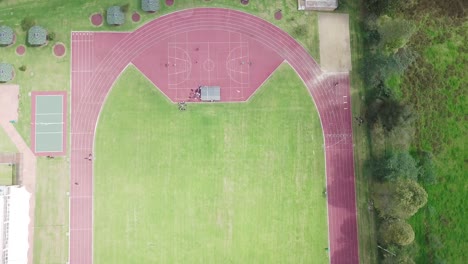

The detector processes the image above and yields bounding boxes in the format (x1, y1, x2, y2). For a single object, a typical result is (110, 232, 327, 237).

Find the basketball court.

(31, 91, 67, 156)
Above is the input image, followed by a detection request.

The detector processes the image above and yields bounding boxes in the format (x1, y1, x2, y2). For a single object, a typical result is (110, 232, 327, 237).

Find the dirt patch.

(318, 13, 351, 72)
(90, 13, 103, 27)
(166, 0, 174, 6)
(132, 12, 141, 22)
(16, 45, 26, 56)
(53, 43, 66, 57)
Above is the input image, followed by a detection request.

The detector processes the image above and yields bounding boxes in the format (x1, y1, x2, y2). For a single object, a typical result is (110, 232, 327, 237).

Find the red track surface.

(70, 8, 358, 264)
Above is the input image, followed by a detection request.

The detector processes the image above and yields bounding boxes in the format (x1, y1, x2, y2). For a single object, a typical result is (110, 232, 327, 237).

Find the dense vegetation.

(352, 0, 466, 262)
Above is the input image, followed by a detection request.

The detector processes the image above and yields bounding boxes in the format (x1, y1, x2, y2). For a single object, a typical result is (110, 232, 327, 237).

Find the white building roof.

(0, 186, 30, 264)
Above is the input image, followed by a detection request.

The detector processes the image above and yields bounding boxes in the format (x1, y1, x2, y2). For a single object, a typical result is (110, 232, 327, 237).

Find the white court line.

(35, 113, 63, 116)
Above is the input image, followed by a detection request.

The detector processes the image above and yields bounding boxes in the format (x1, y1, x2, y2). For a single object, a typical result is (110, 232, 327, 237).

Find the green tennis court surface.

(34, 95, 64, 153)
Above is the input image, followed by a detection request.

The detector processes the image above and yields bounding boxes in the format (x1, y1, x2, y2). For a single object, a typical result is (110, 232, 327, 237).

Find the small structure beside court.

(298, 0, 338, 11)
(201, 86, 221, 101)
(0, 63, 14, 83)
(107, 6, 125, 25)
(142, 0, 160, 12)
(0, 26, 14, 46)
(27, 25, 47, 46)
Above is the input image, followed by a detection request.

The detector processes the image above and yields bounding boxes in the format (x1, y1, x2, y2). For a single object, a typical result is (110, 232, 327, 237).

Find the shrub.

(19, 65, 27, 71)
(21, 17, 36, 31)
(379, 219, 415, 246)
(46, 32, 56, 41)
(121, 4, 130, 13)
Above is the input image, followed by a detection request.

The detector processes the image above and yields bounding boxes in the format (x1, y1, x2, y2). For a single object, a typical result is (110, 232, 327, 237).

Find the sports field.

(93, 64, 328, 263)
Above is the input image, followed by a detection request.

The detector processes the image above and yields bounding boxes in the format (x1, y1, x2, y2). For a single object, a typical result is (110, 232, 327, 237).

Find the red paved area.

(132, 12, 141, 22)
(70, 8, 358, 264)
(53, 43, 66, 57)
(90, 13, 102, 26)
(16, 45, 25, 55)
(274, 10, 283, 20)
(30, 91, 67, 156)
(132, 30, 283, 101)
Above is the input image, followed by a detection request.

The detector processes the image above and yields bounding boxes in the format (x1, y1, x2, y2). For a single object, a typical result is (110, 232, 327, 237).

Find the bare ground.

(318, 13, 352, 72)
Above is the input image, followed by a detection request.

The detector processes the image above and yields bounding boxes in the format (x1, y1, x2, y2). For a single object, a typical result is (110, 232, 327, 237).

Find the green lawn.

(0, 126, 17, 152)
(0, 164, 13, 185)
(402, 15, 467, 263)
(94, 64, 328, 263)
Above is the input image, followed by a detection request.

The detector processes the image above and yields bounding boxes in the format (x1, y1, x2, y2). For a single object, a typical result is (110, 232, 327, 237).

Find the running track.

(70, 8, 358, 264)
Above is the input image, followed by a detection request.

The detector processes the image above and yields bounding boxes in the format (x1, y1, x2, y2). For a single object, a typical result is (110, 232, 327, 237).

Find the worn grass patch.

(93, 64, 328, 263)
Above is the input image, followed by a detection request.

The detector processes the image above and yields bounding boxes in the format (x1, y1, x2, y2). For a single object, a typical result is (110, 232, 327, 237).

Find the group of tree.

(356, 0, 443, 262)
(371, 151, 429, 263)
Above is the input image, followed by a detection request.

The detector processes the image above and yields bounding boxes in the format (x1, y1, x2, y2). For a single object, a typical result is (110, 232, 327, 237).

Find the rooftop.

(201, 86, 221, 101)
(142, 0, 160, 12)
(0, 63, 14, 82)
(298, 0, 338, 11)
(0, 26, 14, 46)
(107, 6, 125, 25)
(27, 25, 47, 46)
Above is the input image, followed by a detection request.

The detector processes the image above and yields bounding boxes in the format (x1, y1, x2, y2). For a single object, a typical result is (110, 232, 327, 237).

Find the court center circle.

(203, 59, 215, 71)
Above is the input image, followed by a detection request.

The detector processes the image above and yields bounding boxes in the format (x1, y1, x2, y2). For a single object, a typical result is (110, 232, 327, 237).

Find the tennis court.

(31, 91, 67, 156)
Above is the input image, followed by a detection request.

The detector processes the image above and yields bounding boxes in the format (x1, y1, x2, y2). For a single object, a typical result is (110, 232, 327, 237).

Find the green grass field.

(0, 1, 322, 262)
(0, 164, 13, 185)
(93, 64, 328, 263)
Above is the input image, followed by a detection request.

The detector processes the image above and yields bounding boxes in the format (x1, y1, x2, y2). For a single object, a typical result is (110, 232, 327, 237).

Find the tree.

(367, 98, 416, 132)
(377, 16, 416, 55)
(376, 152, 419, 181)
(21, 17, 36, 31)
(379, 219, 415, 246)
(19, 65, 27, 71)
(373, 179, 428, 219)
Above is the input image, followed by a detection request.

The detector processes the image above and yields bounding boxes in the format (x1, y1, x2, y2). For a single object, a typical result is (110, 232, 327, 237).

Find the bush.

(19, 65, 27, 71)
(418, 151, 437, 185)
(292, 25, 307, 38)
(46, 32, 56, 41)
(21, 17, 36, 31)
(121, 4, 130, 13)
(379, 219, 415, 246)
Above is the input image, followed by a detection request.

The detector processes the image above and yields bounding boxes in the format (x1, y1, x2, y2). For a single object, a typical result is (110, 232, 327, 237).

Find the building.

(0, 26, 14, 46)
(201, 86, 221, 101)
(298, 0, 338, 11)
(142, 0, 160, 12)
(27, 26, 47, 46)
(0, 63, 14, 83)
(107, 6, 125, 25)
(0, 186, 30, 264)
